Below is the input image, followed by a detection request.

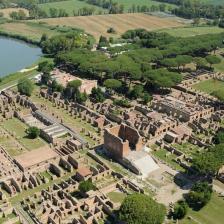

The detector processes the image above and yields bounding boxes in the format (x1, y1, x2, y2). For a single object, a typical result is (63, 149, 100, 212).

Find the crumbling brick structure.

(104, 124, 142, 159)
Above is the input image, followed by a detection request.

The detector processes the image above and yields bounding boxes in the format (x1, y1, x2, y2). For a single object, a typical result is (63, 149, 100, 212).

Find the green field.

(113, 0, 175, 12)
(2, 117, 46, 150)
(151, 148, 184, 171)
(201, 0, 224, 5)
(0, 21, 61, 41)
(179, 193, 224, 224)
(39, 0, 106, 16)
(192, 79, 224, 94)
(160, 26, 224, 37)
(214, 54, 224, 72)
(107, 191, 126, 203)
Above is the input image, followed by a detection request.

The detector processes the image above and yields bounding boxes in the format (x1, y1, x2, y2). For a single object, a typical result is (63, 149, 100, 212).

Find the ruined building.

(104, 124, 142, 160)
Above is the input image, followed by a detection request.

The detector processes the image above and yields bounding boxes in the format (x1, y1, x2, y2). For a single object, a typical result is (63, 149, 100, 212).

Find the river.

(0, 37, 42, 77)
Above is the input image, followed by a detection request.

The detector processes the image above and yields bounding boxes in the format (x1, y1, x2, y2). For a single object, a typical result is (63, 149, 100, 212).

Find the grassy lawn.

(2, 117, 46, 150)
(172, 142, 201, 158)
(0, 69, 38, 91)
(160, 26, 224, 37)
(151, 148, 185, 172)
(39, 0, 106, 16)
(107, 191, 126, 204)
(179, 193, 224, 224)
(0, 127, 27, 156)
(39, 171, 52, 180)
(192, 79, 224, 94)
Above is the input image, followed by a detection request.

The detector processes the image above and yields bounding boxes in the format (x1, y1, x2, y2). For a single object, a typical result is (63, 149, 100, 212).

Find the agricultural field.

(160, 26, 224, 37)
(38, 0, 106, 16)
(0, 7, 29, 18)
(2, 117, 46, 151)
(0, 21, 60, 41)
(179, 193, 224, 224)
(38, 13, 184, 39)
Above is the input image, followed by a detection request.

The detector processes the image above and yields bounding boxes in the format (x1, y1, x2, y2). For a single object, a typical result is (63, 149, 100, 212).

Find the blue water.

(0, 37, 42, 77)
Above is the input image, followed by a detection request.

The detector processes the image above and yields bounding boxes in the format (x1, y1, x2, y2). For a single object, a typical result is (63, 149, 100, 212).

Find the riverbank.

(0, 55, 53, 91)
(0, 30, 40, 46)
(0, 70, 38, 91)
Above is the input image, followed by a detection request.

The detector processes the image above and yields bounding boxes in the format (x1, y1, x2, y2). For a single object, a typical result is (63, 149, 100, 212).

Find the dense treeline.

(0, 0, 22, 8)
(79, 0, 170, 14)
(40, 31, 93, 54)
(192, 143, 224, 179)
(154, 0, 224, 19)
(79, 0, 124, 14)
(51, 29, 224, 104)
(10, 9, 27, 20)
(38, 0, 67, 3)
(3, 0, 171, 19)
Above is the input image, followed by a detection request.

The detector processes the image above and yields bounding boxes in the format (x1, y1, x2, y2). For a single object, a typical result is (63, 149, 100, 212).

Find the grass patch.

(0, 69, 38, 90)
(160, 26, 224, 37)
(0, 213, 17, 223)
(113, 0, 176, 12)
(0, 21, 59, 42)
(107, 191, 126, 204)
(192, 79, 224, 94)
(151, 148, 184, 172)
(172, 142, 202, 158)
(2, 117, 46, 150)
(39, 0, 105, 16)
(179, 193, 224, 224)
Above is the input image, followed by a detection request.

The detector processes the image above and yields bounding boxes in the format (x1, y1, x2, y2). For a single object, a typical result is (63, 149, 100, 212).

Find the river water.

(0, 37, 42, 77)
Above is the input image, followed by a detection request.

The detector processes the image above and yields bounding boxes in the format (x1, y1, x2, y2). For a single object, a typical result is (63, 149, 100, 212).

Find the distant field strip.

(0, 22, 59, 41)
(114, 0, 176, 12)
(160, 26, 224, 37)
(38, 13, 184, 39)
(39, 0, 106, 16)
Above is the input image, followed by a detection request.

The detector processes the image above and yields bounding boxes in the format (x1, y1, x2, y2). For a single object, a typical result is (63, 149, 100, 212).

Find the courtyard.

(1, 117, 47, 153)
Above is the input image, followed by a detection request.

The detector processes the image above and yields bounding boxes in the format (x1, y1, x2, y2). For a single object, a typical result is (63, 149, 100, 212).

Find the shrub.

(107, 27, 116, 34)
(26, 126, 40, 139)
(113, 99, 131, 108)
(17, 78, 34, 96)
(78, 180, 96, 193)
(173, 200, 188, 220)
(186, 181, 212, 210)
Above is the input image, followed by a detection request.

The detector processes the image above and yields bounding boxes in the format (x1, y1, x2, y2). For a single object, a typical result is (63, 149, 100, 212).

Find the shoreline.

(0, 31, 40, 46)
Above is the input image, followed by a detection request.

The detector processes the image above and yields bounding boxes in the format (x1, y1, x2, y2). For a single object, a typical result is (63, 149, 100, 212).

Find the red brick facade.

(104, 124, 142, 160)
